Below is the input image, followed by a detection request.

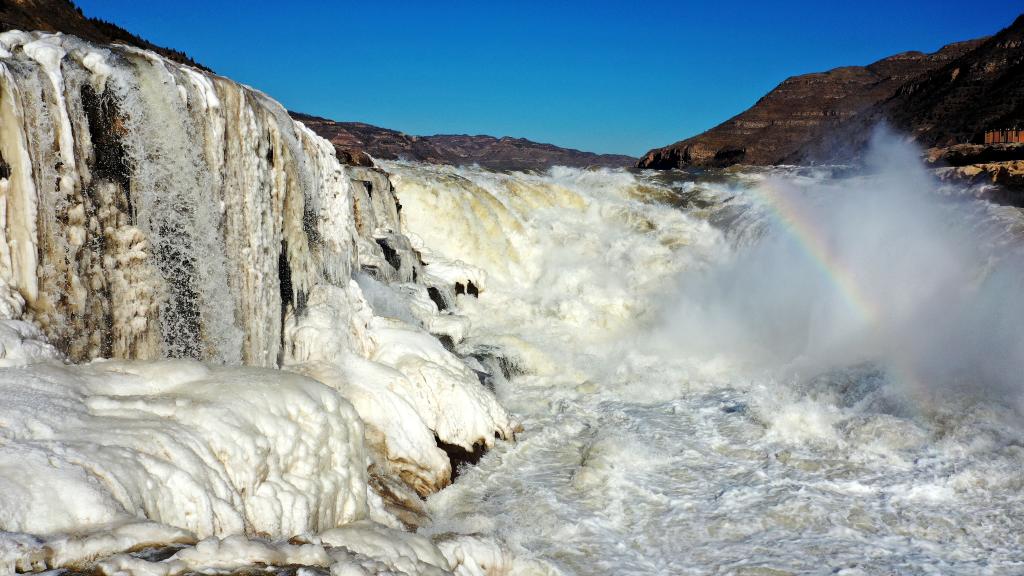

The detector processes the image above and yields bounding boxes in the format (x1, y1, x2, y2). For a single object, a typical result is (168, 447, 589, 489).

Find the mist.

(660, 129, 1024, 408)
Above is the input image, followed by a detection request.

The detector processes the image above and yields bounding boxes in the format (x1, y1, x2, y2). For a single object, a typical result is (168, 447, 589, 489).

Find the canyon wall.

(637, 36, 988, 169)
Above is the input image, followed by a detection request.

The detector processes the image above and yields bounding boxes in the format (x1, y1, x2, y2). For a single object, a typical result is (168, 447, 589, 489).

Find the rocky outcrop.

(926, 143, 1024, 204)
(936, 160, 1024, 186)
(293, 112, 636, 171)
(926, 142, 1024, 166)
(933, 161, 1024, 205)
(0, 0, 207, 69)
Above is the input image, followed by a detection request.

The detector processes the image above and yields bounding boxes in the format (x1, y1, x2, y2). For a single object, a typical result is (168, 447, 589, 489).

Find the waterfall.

(384, 158, 1024, 576)
(5, 31, 1023, 574)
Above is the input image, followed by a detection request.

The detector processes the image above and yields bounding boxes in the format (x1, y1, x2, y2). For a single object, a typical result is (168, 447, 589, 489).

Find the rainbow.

(750, 180, 927, 400)
(751, 181, 879, 325)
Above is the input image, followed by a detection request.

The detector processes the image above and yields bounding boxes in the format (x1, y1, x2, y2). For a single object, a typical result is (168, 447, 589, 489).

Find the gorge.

(1, 3, 1024, 576)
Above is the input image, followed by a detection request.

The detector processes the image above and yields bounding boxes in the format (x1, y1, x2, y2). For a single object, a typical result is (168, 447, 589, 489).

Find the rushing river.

(1, 30, 1022, 576)
(384, 139, 1024, 575)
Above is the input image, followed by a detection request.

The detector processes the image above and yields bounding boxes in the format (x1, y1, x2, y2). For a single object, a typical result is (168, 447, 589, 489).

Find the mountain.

(794, 14, 1024, 162)
(637, 38, 986, 169)
(292, 113, 636, 170)
(0, 0, 207, 69)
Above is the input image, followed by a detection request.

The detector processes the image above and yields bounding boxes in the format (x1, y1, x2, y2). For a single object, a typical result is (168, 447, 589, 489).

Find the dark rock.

(453, 280, 480, 298)
(427, 286, 447, 311)
(436, 334, 455, 352)
(375, 237, 402, 273)
(435, 435, 486, 482)
(332, 143, 374, 167)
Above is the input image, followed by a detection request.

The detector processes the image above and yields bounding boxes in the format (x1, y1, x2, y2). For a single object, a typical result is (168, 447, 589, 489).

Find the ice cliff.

(0, 31, 521, 574)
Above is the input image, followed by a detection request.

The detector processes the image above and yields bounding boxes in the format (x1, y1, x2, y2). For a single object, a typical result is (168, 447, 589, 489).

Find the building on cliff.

(984, 129, 1024, 144)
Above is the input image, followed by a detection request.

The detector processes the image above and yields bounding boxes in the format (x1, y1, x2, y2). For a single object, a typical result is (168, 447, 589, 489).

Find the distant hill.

(637, 34, 990, 169)
(0, 0, 208, 70)
(292, 113, 636, 171)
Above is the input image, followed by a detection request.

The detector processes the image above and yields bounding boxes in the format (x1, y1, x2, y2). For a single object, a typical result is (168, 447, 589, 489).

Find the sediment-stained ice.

(285, 281, 517, 495)
(367, 316, 518, 452)
(93, 523, 454, 576)
(0, 344, 524, 574)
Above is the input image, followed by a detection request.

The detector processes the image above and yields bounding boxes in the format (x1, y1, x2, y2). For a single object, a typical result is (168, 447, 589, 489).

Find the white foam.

(386, 159, 1024, 574)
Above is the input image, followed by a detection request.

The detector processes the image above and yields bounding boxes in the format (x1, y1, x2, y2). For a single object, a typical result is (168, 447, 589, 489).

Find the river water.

(385, 143, 1024, 575)
(1, 30, 1022, 575)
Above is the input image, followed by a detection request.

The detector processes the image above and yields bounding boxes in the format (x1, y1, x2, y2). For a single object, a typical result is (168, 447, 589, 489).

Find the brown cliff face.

(638, 38, 984, 169)
(794, 14, 1024, 162)
(0, 0, 208, 69)
(292, 113, 636, 171)
(881, 14, 1024, 146)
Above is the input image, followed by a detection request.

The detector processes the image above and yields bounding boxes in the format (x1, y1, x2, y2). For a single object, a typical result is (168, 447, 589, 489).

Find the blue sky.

(77, 1, 1024, 156)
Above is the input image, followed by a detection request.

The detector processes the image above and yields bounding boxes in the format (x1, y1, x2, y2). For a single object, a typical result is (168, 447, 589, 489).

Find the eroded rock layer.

(638, 39, 983, 169)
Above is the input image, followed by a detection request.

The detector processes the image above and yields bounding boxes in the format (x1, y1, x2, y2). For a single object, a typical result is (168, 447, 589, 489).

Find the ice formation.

(0, 31, 520, 574)
(0, 356, 367, 560)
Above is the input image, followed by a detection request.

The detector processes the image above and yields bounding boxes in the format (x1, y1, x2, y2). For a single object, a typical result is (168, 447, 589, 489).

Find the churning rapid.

(382, 137, 1024, 574)
(0, 30, 1022, 576)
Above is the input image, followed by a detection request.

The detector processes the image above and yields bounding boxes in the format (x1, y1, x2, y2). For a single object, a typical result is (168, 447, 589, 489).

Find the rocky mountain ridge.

(794, 14, 1024, 162)
(292, 112, 636, 170)
(638, 38, 985, 169)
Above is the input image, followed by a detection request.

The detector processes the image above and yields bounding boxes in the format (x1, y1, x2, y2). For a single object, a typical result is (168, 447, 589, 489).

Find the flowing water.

(384, 140, 1024, 575)
(1, 30, 1023, 576)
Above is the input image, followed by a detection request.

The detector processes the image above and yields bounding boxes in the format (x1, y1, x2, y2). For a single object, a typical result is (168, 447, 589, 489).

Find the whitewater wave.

(384, 142, 1024, 574)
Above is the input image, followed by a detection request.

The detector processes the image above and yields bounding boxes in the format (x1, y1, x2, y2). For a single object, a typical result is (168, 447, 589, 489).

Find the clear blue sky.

(76, 1, 1024, 156)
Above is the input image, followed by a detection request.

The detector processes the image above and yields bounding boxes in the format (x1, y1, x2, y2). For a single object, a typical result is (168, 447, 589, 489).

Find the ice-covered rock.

(368, 317, 518, 453)
(0, 29, 520, 575)
(0, 30, 515, 496)
(285, 282, 517, 496)
(0, 360, 369, 538)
